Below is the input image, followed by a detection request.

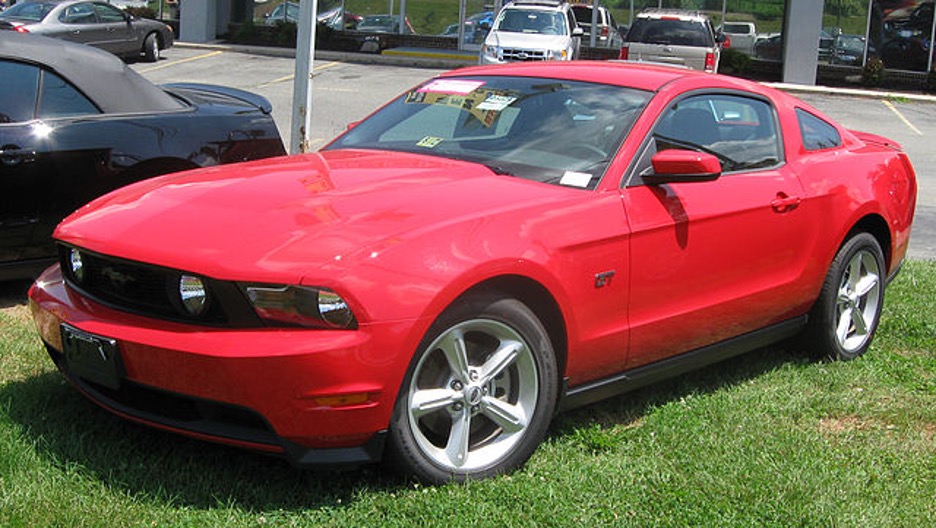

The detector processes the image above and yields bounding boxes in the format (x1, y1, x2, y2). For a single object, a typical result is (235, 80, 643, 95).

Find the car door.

(0, 60, 46, 264)
(622, 92, 817, 368)
(0, 60, 102, 265)
(55, 2, 102, 47)
(91, 2, 136, 56)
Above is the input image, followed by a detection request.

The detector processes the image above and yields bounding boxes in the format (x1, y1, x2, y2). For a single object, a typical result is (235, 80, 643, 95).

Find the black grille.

(58, 244, 259, 326)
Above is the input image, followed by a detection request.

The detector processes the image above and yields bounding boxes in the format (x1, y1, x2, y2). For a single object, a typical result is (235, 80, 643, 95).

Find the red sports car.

(29, 62, 917, 483)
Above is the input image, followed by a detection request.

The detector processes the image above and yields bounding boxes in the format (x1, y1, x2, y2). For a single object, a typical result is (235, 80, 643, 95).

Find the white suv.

(620, 9, 725, 73)
(480, 0, 583, 64)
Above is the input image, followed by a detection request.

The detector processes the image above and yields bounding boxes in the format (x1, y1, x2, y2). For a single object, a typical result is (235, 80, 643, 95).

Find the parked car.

(30, 61, 917, 484)
(0, 0, 173, 62)
(356, 14, 414, 34)
(570, 3, 623, 48)
(0, 32, 285, 280)
(263, 1, 296, 25)
(718, 21, 757, 55)
(480, 0, 583, 63)
(831, 33, 869, 65)
(620, 9, 725, 72)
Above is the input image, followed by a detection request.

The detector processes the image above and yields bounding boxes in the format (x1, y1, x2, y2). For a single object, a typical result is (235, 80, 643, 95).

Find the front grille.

(47, 344, 280, 449)
(58, 244, 259, 326)
(501, 48, 548, 61)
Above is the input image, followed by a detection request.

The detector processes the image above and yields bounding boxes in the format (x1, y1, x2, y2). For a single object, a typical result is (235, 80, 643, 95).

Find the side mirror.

(715, 32, 727, 44)
(572, 27, 584, 37)
(644, 149, 721, 184)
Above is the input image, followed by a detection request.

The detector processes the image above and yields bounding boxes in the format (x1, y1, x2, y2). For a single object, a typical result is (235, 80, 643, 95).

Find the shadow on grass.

(1, 342, 810, 511)
(0, 370, 407, 511)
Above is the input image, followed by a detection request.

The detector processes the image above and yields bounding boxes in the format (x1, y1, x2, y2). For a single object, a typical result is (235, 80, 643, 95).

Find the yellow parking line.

(257, 61, 341, 88)
(882, 100, 923, 136)
(137, 50, 224, 73)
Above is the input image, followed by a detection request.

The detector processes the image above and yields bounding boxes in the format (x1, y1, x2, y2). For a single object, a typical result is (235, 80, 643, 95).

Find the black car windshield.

(0, 2, 55, 22)
(325, 76, 651, 190)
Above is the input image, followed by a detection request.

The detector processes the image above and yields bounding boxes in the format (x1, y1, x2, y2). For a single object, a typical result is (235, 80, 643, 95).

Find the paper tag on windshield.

(559, 171, 592, 188)
(477, 94, 517, 111)
(418, 80, 484, 95)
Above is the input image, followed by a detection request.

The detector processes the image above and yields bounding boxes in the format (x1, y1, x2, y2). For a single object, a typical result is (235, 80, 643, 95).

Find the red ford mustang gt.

(28, 62, 917, 483)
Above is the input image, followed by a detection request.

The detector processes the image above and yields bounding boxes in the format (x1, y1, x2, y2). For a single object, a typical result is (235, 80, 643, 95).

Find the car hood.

(486, 31, 571, 50)
(55, 150, 567, 283)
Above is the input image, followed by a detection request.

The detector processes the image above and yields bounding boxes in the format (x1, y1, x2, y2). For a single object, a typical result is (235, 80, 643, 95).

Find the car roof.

(0, 31, 181, 114)
(443, 60, 704, 93)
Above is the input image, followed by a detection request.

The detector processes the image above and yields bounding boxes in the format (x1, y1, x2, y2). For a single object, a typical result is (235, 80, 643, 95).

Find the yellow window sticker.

(417, 136, 444, 148)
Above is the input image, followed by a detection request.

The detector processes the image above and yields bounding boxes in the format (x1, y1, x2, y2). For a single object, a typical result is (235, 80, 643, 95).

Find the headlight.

(244, 284, 357, 329)
(481, 44, 500, 60)
(179, 274, 208, 315)
(547, 48, 568, 61)
(69, 248, 84, 282)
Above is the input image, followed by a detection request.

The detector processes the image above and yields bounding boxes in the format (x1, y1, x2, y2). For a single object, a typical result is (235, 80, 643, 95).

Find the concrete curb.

(175, 41, 936, 101)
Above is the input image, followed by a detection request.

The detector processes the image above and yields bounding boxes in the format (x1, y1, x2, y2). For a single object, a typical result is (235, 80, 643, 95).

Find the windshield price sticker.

(416, 136, 444, 148)
(418, 80, 485, 95)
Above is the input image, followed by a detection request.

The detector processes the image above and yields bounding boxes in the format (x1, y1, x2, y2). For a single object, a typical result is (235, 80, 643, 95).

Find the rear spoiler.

(849, 129, 903, 151)
(162, 82, 274, 114)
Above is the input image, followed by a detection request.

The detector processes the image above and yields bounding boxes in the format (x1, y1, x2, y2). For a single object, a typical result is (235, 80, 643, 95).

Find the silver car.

(620, 9, 724, 73)
(0, 0, 173, 62)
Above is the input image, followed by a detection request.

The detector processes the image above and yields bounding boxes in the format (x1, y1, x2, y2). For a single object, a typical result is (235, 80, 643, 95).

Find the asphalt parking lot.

(132, 47, 936, 261)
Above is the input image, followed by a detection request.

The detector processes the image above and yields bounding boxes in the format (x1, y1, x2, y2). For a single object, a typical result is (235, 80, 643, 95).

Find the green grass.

(1, 260, 934, 527)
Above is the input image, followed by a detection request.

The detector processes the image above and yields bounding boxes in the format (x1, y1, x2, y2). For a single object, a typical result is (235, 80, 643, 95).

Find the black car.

(0, 0, 173, 62)
(0, 31, 286, 280)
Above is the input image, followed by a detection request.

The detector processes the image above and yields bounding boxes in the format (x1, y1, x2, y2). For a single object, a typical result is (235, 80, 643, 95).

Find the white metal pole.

(399, 0, 407, 34)
(590, 0, 599, 48)
(289, 1, 318, 154)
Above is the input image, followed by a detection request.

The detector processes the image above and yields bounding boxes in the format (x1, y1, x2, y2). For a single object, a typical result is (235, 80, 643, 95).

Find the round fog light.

(69, 248, 84, 282)
(179, 274, 208, 315)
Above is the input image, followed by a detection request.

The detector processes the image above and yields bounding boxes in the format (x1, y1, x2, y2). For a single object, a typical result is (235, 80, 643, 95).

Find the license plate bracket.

(60, 324, 124, 390)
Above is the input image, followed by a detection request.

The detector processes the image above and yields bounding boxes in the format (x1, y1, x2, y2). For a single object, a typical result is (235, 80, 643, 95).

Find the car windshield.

(0, 2, 56, 21)
(836, 36, 865, 53)
(627, 18, 713, 46)
(359, 15, 398, 29)
(495, 9, 567, 35)
(326, 76, 651, 190)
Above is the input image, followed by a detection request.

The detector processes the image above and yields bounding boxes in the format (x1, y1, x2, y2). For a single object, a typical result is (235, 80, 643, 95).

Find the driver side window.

(636, 94, 781, 179)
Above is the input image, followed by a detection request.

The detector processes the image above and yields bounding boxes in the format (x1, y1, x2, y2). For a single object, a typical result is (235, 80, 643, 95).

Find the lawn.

(1, 260, 933, 527)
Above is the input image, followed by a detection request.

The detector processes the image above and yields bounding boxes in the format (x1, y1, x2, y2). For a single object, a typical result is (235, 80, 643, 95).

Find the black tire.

(143, 33, 160, 62)
(385, 294, 558, 483)
(805, 233, 886, 361)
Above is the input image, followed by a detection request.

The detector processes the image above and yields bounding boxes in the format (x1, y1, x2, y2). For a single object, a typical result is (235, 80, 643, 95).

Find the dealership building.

(172, 1, 935, 86)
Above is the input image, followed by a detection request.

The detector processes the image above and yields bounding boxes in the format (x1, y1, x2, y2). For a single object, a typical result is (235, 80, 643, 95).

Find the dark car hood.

(55, 150, 568, 283)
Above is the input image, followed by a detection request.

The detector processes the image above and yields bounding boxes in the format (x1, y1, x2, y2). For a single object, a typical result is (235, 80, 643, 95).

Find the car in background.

(570, 3, 623, 48)
(356, 14, 414, 34)
(718, 21, 757, 55)
(0, 31, 285, 280)
(620, 9, 724, 72)
(480, 0, 583, 64)
(29, 60, 916, 483)
(831, 33, 868, 65)
(0, 0, 173, 62)
(263, 1, 297, 25)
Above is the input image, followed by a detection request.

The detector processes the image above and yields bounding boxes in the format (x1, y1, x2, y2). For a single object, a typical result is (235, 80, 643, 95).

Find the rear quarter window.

(796, 108, 841, 150)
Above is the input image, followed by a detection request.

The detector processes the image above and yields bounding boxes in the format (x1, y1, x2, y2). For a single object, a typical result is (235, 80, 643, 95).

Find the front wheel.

(386, 295, 557, 483)
(143, 33, 160, 62)
(806, 233, 886, 360)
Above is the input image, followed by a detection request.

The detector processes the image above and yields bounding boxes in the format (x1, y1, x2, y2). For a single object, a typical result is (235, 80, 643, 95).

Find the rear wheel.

(386, 295, 557, 483)
(143, 33, 160, 62)
(806, 233, 885, 360)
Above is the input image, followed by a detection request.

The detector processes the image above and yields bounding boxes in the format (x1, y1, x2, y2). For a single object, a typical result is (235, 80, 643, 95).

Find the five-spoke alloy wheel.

(807, 233, 886, 360)
(386, 295, 557, 483)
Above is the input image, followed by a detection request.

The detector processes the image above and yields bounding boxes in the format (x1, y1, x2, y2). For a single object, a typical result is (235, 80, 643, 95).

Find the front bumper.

(28, 265, 413, 468)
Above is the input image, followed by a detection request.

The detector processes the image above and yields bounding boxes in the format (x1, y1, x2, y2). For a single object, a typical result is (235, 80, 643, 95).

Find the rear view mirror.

(645, 149, 721, 184)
